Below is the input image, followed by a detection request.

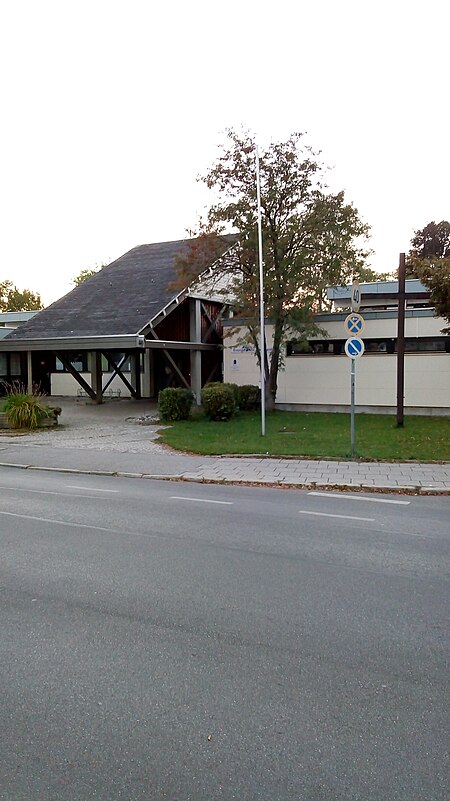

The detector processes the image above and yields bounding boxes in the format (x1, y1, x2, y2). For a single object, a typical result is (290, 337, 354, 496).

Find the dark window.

(107, 353, 131, 372)
(286, 337, 450, 355)
(55, 353, 89, 372)
(404, 338, 449, 353)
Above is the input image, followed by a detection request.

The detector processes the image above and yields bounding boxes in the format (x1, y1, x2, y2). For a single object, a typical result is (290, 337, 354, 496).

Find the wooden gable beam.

(201, 303, 227, 343)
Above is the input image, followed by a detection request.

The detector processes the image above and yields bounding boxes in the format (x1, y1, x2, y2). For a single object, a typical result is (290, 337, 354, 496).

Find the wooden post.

(90, 351, 103, 404)
(142, 347, 152, 398)
(396, 253, 406, 426)
(27, 351, 33, 394)
(190, 298, 202, 405)
(130, 352, 141, 399)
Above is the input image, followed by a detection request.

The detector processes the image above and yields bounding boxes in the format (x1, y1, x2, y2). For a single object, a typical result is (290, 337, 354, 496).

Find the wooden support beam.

(201, 303, 226, 343)
(142, 348, 153, 398)
(162, 351, 190, 389)
(102, 354, 128, 393)
(56, 352, 96, 400)
(130, 352, 141, 399)
(90, 351, 103, 404)
(149, 327, 191, 389)
(26, 351, 33, 395)
(100, 352, 137, 398)
(190, 298, 202, 404)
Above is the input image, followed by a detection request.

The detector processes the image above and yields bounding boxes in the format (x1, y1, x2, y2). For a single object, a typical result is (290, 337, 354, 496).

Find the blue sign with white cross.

(345, 337, 365, 359)
(344, 312, 365, 336)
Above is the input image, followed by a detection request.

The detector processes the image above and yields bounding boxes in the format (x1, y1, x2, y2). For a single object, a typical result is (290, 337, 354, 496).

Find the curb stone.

(0, 461, 449, 495)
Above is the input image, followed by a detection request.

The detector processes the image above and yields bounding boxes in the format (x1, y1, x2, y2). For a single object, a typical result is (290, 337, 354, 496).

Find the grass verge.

(157, 411, 450, 461)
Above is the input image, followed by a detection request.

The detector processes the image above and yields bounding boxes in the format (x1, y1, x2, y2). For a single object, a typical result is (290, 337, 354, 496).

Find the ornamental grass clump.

(1, 383, 52, 429)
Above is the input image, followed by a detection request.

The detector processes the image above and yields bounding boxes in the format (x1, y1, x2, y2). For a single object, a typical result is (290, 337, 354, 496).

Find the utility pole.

(396, 252, 406, 426)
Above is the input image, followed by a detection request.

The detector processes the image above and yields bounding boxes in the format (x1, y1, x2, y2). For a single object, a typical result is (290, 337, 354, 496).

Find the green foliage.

(412, 257, 450, 334)
(222, 382, 240, 405)
(175, 128, 371, 409)
(1, 384, 51, 429)
(158, 387, 194, 421)
(201, 382, 236, 421)
(72, 263, 108, 286)
(236, 384, 260, 411)
(72, 268, 99, 286)
(406, 220, 450, 333)
(0, 280, 43, 311)
(408, 221, 450, 271)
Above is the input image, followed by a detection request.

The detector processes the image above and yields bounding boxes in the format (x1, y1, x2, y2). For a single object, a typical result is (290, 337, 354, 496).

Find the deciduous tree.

(409, 220, 450, 263)
(0, 280, 43, 311)
(406, 221, 450, 333)
(72, 263, 107, 286)
(174, 129, 372, 409)
(412, 257, 450, 334)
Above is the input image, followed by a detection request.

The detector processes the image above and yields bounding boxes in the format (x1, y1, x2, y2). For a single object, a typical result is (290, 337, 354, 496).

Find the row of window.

(0, 352, 137, 380)
(287, 338, 450, 356)
(0, 353, 21, 376)
(54, 353, 134, 372)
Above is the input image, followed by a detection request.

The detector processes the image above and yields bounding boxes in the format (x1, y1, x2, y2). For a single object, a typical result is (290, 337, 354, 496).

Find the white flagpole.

(255, 145, 266, 437)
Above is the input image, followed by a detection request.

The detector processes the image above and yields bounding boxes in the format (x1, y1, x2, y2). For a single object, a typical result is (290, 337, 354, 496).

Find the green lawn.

(157, 411, 450, 461)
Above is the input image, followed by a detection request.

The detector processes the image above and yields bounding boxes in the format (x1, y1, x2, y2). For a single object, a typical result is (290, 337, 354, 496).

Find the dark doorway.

(32, 352, 55, 395)
(153, 350, 191, 395)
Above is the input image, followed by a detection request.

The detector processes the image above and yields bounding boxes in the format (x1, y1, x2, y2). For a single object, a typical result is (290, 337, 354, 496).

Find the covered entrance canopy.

(1, 237, 235, 402)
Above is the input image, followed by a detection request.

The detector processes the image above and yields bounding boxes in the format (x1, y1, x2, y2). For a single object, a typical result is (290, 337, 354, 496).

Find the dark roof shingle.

(6, 237, 234, 340)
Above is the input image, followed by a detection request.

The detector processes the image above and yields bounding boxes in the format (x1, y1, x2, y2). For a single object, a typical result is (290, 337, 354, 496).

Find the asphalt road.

(0, 468, 448, 801)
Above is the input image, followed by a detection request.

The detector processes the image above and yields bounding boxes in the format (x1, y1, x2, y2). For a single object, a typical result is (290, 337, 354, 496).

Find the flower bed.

(0, 408, 60, 430)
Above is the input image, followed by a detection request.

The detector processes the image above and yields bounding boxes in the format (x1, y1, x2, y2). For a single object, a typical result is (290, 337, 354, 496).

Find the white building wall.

(316, 314, 441, 339)
(224, 317, 450, 413)
(51, 372, 132, 397)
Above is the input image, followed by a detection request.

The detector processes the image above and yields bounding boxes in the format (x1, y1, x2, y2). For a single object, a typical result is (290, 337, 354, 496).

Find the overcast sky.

(1, 0, 448, 306)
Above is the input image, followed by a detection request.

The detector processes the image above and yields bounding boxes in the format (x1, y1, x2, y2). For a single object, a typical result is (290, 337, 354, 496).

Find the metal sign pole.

(350, 358, 356, 456)
(345, 285, 364, 458)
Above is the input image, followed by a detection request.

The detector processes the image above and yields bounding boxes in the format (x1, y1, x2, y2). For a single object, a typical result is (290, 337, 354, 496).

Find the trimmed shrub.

(201, 382, 236, 421)
(222, 382, 240, 405)
(236, 384, 260, 411)
(158, 387, 194, 421)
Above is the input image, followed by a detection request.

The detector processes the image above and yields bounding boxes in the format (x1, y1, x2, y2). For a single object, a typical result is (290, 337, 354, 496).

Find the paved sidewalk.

(0, 397, 449, 493)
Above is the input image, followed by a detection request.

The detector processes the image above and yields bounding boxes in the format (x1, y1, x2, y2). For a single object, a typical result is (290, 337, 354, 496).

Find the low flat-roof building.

(0, 311, 38, 338)
(224, 280, 450, 415)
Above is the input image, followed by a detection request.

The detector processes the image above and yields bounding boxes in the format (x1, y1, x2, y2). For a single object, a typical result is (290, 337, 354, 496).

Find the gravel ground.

(0, 397, 168, 453)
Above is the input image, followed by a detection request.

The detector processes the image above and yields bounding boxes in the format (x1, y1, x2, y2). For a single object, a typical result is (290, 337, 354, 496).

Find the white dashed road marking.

(170, 496, 233, 505)
(308, 491, 410, 505)
(0, 510, 121, 533)
(299, 510, 375, 522)
(0, 485, 105, 500)
(65, 485, 119, 493)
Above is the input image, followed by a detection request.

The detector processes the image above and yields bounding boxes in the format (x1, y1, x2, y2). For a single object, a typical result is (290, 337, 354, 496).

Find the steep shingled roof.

(5, 237, 235, 341)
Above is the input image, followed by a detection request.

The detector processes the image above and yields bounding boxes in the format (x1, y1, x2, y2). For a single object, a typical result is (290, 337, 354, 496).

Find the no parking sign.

(344, 312, 365, 337)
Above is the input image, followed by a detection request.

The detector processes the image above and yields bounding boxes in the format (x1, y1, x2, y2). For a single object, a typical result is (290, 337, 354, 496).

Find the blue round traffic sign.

(345, 337, 365, 358)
